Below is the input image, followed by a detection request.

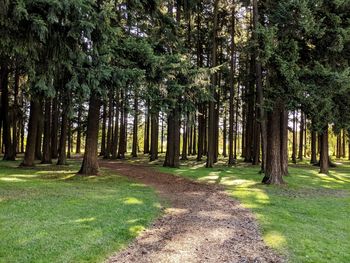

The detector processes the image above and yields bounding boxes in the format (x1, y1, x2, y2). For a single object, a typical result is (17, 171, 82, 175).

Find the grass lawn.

(159, 159, 350, 263)
(0, 160, 161, 263)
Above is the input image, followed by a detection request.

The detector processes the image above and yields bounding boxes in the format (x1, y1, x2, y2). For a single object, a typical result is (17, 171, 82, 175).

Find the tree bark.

(104, 92, 113, 159)
(253, 0, 267, 172)
(1, 64, 15, 160)
(111, 90, 120, 159)
(228, 5, 236, 165)
(76, 107, 82, 154)
(131, 92, 138, 157)
(342, 130, 346, 158)
(298, 111, 304, 160)
(223, 109, 227, 157)
(21, 99, 40, 167)
(57, 104, 68, 165)
(262, 100, 285, 185)
(281, 107, 289, 176)
(11, 68, 20, 159)
(79, 92, 101, 175)
(181, 114, 189, 160)
(35, 102, 43, 160)
(164, 107, 180, 168)
(67, 120, 72, 159)
(51, 97, 59, 158)
(144, 100, 150, 154)
(319, 126, 329, 174)
(206, 0, 219, 168)
(150, 110, 159, 161)
(100, 102, 107, 156)
(310, 130, 317, 164)
(292, 111, 297, 163)
(41, 99, 52, 164)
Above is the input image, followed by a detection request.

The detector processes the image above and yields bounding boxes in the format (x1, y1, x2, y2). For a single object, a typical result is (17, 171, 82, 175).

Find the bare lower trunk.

(292, 111, 297, 164)
(51, 97, 59, 158)
(164, 107, 180, 168)
(42, 99, 52, 164)
(21, 99, 40, 167)
(1, 64, 15, 160)
(57, 107, 68, 165)
(310, 129, 317, 164)
(298, 111, 304, 160)
(132, 93, 138, 157)
(319, 127, 329, 174)
(35, 106, 43, 160)
(79, 92, 101, 175)
(262, 100, 285, 185)
(181, 114, 189, 160)
(150, 111, 159, 161)
(76, 107, 82, 154)
(280, 108, 289, 176)
(100, 102, 107, 156)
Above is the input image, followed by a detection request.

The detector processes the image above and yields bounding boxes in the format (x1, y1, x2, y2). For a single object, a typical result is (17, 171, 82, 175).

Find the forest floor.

(158, 158, 350, 263)
(101, 161, 283, 263)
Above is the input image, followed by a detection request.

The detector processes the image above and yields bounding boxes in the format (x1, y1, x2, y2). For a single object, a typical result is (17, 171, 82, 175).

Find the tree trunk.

(100, 102, 107, 156)
(111, 90, 120, 159)
(228, 5, 236, 165)
(292, 111, 297, 163)
(150, 110, 159, 161)
(67, 120, 72, 159)
(57, 105, 68, 165)
(342, 130, 346, 158)
(104, 92, 113, 159)
(79, 92, 101, 175)
(76, 107, 82, 154)
(197, 104, 204, 161)
(252, 120, 260, 165)
(1, 64, 15, 160)
(262, 100, 285, 185)
(319, 126, 329, 174)
(192, 114, 197, 155)
(117, 90, 127, 159)
(206, 0, 219, 168)
(161, 112, 164, 153)
(223, 110, 227, 157)
(41, 99, 52, 164)
(51, 97, 59, 158)
(181, 114, 189, 160)
(253, 0, 267, 172)
(144, 101, 150, 154)
(11, 68, 20, 159)
(164, 107, 180, 168)
(298, 111, 304, 160)
(281, 107, 289, 176)
(35, 102, 43, 160)
(310, 129, 317, 164)
(21, 99, 40, 167)
(131, 92, 138, 157)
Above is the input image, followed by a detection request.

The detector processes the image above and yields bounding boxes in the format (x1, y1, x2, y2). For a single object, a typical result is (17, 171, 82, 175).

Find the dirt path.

(101, 161, 284, 263)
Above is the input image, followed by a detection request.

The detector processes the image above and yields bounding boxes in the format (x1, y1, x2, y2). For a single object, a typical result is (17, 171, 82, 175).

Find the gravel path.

(101, 161, 284, 263)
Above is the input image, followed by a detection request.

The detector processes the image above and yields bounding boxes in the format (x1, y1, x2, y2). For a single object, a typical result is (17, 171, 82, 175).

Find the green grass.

(158, 159, 350, 263)
(0, 160, 161, 263)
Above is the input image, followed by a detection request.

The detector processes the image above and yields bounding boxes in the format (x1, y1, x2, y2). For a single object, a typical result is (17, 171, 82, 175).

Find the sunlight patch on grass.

(129, 225, 145, 235)
(123, 197, 144, 205)
(265, 231, 287, 250)
(0, 177, 27, 182)
(74, 217, 96, 223)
